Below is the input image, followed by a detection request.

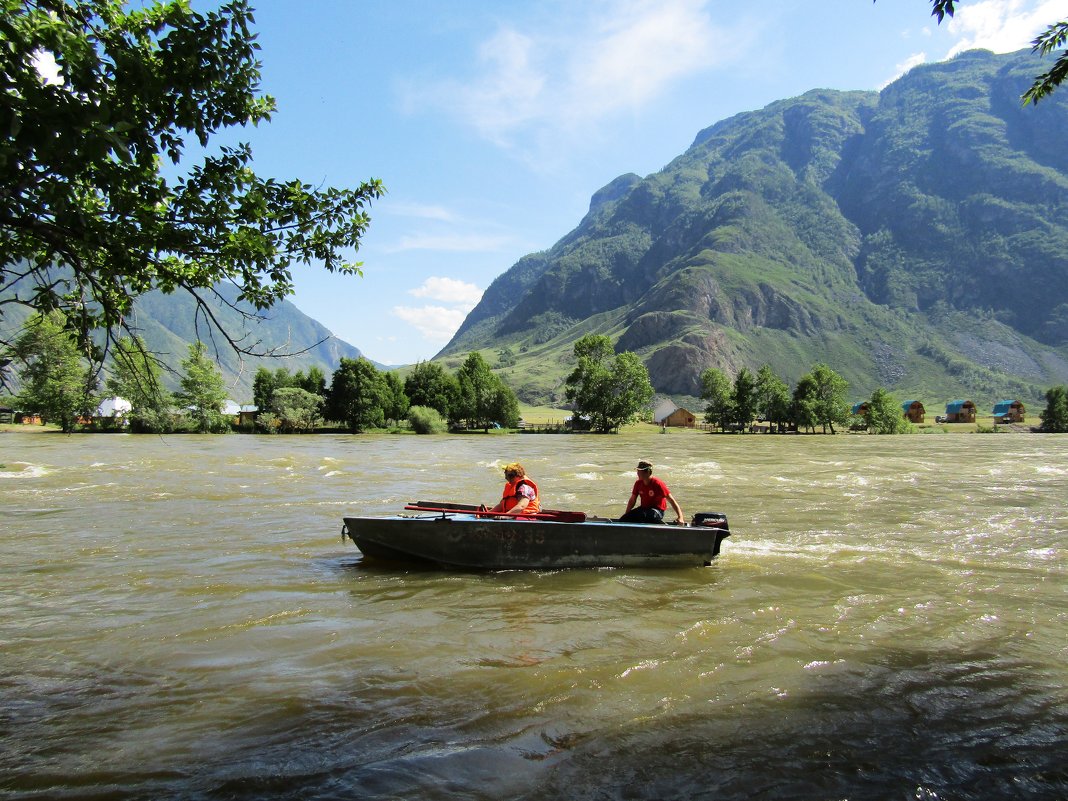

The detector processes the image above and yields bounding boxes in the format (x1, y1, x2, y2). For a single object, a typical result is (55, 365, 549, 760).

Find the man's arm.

(667, 492, 685, 525)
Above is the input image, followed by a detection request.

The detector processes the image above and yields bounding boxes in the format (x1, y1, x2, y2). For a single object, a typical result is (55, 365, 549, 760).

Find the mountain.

(439, 49, 1068, 411)
(2, 279, 371, 402)
(124, 283, 372, 400)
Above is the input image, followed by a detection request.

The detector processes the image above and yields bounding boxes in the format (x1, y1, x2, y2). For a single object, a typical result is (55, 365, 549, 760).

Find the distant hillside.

(2, 280, 371, 402)
(125, 283, 372, 401)
(440, 48, 1068, 412)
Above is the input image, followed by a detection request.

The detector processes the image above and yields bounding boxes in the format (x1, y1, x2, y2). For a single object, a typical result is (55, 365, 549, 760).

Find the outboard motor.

(691, 512, 731, 557)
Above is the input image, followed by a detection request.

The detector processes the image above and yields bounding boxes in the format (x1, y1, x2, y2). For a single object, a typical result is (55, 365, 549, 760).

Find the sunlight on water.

(1, 431, 1066, 799)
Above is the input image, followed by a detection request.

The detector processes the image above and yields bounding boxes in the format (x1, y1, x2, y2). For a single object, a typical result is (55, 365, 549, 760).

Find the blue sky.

(228, 0, 1061, 366)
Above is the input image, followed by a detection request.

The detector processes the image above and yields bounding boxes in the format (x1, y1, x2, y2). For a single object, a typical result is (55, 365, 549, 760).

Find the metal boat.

(342, 501, 730, 570)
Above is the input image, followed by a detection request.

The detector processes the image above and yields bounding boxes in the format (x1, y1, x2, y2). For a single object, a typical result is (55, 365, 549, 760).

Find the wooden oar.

(404, 502, 586, 523)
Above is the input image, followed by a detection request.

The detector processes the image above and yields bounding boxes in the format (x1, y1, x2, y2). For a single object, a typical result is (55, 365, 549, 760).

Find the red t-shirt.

(632, 476, 670, 511)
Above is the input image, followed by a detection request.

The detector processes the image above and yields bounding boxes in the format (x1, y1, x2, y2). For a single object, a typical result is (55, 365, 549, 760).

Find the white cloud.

(392, 304, 471, 340)
(878, 1, 1057, 89)
(385, 232, 511, 253)
(461, 27, 546, 143)
(409, 276, 483, 306)
(881, 51, 929, 88)
(386, 201, 458, 222)
(570, 0, 728, 116)
(392, 277, 484, 344)
(944, 0, 1062, 56)
(409, 0, 748, 151)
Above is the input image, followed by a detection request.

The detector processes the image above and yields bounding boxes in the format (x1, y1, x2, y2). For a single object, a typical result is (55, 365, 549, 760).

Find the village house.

(992, 399, 1025, 423)
(902, 400, 926, 424)
(96, 396, 132, 423)
(944, 399, 976, 423)
(653, 401, 697, 428)
(663, 407, 697, 428)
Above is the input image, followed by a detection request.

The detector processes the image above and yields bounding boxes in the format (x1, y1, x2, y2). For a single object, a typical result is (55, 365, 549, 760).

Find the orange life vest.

(501, 477, 540, 515)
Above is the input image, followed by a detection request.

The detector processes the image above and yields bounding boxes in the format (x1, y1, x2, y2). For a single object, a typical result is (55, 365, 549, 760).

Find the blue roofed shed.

(902, 400, 925, 423)
(992, 400, 1025, 422)
(945, 399, 976, 423)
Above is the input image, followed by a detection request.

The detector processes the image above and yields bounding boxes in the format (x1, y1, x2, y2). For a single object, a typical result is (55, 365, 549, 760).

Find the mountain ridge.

(1, 278, 376, 402)
(438, 48, 1068, 410)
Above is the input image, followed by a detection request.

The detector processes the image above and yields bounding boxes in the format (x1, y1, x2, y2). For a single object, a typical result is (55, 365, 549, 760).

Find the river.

(1, 430, 1065, 800)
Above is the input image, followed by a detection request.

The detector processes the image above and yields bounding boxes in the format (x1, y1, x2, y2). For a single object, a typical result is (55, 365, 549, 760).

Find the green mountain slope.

(440, 49, 1068, 410)
(2, 280, 371, 402)
(127, 283, 372, 400)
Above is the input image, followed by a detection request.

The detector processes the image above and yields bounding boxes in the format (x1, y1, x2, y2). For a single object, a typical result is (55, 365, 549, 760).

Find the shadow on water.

(510, 645, 1068, 801)
(134, 645, 1064, 801)
(19, 644, 1054, 801)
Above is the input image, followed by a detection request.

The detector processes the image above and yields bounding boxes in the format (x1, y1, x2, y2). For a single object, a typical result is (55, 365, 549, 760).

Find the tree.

(1039, 385, 1068, 432)
(564, 335, 653, 433)
(270, 386, 323, 433)
(489, 382, 521, 429)
(805, 363, 851, 434)
(455, 351, 498, 431)
(298, 366, 327, 397)
(865, 387, 912, 434)
(497, 346, 516, 367)
(252, 367, 287, 413)
(380, 371, 410, 426)
(106, 336, 173, 432)
(1, 1, 383, 378)
(880, 2, 1066, 104)
(404, 361, 458, 419)
(175, 341, 227, 433)
(791, 374, 819, 434)
(731, 367, 759, 431)
(1026, 20, 1068, 105)
(699, 367, 734, 431)
(755, 364, 791, 432)
(11, 312, 97, 432)
(327, 357, 386, 433)
(407, 405, 447, 434)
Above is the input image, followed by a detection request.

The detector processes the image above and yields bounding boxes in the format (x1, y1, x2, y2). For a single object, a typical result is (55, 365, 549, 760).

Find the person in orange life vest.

(487, 462, 540, 517)
(619, 460, 685, 525)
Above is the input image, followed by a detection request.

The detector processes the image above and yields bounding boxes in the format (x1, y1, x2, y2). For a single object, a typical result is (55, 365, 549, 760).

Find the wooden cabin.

(901, 400, 925, 424)
(661, 407, 697, 428)
(945, 399, 976, 423)
(992, 400, 1025, 423)
(851, 402, 869, 416)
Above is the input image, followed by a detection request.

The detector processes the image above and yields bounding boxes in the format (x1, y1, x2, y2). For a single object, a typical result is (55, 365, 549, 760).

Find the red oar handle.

(403, 505, 586, 523)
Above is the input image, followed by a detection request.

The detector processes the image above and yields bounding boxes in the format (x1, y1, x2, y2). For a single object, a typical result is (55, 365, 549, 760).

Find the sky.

(211, 0, 1062, 366)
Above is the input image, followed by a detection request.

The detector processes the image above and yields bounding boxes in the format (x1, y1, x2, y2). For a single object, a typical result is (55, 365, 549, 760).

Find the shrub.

(408, 405, 447, 434)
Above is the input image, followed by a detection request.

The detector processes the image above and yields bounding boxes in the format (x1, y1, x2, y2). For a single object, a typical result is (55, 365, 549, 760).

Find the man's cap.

(636, 460, 653, 471)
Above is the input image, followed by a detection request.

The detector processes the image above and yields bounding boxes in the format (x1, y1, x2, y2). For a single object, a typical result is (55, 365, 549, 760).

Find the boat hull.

(342, 513, 730, 569)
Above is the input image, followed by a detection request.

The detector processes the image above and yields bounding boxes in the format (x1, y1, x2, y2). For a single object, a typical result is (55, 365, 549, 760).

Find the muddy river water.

(1, 430, 1065, 799)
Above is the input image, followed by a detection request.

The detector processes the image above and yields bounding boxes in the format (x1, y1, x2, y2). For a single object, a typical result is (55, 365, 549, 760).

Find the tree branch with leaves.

(0, 0, 383, 384)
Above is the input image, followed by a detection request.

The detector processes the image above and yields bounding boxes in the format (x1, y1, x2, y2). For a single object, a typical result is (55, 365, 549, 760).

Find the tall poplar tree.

(175, 341, 227, 433)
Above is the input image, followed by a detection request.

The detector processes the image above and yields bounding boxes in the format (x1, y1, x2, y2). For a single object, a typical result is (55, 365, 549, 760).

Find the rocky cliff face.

(441, 49, 1068, 405)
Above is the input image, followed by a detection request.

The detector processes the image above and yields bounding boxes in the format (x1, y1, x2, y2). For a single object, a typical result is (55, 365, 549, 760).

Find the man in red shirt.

(620, 460, 685, 525)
